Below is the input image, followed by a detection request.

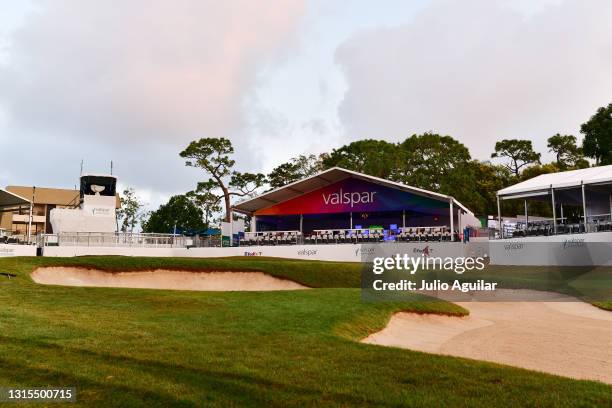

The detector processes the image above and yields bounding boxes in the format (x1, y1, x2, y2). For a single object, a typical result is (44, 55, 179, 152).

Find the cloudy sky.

(1, 0, 611, 210)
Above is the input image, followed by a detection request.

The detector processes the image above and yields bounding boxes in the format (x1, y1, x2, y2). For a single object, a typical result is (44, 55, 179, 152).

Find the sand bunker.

(363, 290, 612, 384)
(31, 267, 308, 291)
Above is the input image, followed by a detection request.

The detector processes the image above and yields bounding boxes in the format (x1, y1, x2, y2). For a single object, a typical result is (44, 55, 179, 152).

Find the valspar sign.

(255, 177, 449, 215)
(322, 190, 377, 207)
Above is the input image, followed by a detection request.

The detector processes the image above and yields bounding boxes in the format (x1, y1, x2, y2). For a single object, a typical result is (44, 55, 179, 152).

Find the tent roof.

(497, 165, 612, 199)
(233, 167, 473, 215)
(0, 188, 30, 208)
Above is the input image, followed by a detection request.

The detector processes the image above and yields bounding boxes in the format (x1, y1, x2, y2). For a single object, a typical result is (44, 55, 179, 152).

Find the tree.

(393, 133, 472, 191)
(321, 139, 399, 179)
(116, 188, 145, 233)
(141, 195, 205, 233)
(519, 162, 560, 181)
(547, 134, 588, 170)
(180, 138, 266, 222)
(581, 103, 612, 165)
(463, 161, 514, 216)
(186, 181, 223, 227)
(491, 139, 541, 176)
(267, 154, 326, 189)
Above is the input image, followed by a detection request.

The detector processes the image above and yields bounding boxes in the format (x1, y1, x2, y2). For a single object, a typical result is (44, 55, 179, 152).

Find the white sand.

(363, 290, 612, 384)
(31, 267, 309, 291)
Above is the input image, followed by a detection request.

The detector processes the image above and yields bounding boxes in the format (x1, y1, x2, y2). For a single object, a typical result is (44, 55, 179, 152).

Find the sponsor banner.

(254, 177, 449, 216)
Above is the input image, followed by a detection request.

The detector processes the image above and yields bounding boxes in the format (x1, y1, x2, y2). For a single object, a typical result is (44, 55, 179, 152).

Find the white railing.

(39, 232, 192, 248)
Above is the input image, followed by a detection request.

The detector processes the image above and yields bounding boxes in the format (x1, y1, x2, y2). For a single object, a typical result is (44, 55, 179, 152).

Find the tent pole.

(449, 198, 454, 241)
(581, 182, 587, 230)
(551, 187, 557, 234)
(497, 195, 501, 238)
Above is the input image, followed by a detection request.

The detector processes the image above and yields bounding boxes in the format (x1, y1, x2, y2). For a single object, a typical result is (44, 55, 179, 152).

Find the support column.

(551, 187, 557, 234)
(251, 216, 257, 232)
(609, 192, 612, 220)
(497, 195, 502, 238)
(349, 212, 353, 229)
(581, 182, 587, 229)
(27, 187, 35, 244)
(299, 214, 303, 233)
(524, 200, 528, 226)
(402, 210, 406, 229)
(449, 198, 454, 241)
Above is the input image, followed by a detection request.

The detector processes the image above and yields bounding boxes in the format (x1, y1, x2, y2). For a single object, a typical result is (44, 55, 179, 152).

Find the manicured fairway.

(0, 256, 611, 407)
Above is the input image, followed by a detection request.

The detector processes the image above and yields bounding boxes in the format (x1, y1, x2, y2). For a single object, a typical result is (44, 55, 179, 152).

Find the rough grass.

(593, 301, 612, 311)
(0, 256, 610, 407)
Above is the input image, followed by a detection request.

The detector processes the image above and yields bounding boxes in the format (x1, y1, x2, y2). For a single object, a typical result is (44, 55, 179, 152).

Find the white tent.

(234, 167, 481, 237)
(496, 165, 612, 236)
(497, 165, 612, 199)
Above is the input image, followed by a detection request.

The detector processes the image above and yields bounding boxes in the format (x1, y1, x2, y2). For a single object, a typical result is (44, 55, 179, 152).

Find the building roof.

(497, 165, 612, 199)
(5, 186, 121, 208)
(6, 186, 81, 207)
(0, 188, 30, 208)
(81, 173, 117, 179)
(233, 167, 473, 215)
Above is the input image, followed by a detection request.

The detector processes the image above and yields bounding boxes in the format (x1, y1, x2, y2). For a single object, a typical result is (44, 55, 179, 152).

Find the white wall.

(0, 244, 37, 257)
(40, 236, 612, 266)
(42, 242, 469, 262)
(490, 232, 612, 266)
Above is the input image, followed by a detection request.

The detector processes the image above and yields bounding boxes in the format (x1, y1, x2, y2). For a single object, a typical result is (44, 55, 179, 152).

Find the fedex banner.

(255, 178, 450, 216)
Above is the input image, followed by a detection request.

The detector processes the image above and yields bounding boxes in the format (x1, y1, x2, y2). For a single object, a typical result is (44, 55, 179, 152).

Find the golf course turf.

(0, 256, 611, 407)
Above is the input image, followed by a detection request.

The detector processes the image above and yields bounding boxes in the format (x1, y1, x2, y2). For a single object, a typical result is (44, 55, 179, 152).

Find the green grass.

(593, 301, 612, 311)
(0, 256, 610, 407)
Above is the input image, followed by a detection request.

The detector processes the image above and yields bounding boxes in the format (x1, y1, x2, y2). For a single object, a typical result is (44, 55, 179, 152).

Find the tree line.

(121, 102, 612, 233)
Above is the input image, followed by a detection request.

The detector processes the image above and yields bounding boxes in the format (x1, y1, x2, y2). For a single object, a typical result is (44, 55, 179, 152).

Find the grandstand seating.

(240, 231, 300, 246)
(239, 226, 461, 246)
(511, 220, 595, 238)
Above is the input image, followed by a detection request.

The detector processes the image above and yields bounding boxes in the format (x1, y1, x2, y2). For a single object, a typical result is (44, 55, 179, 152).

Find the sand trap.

(31, 267, 308, 291)
(363, 290, 612, 384)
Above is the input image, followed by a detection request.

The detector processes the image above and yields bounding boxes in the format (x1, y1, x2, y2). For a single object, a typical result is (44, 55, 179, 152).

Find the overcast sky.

(1, 0, 611, 210)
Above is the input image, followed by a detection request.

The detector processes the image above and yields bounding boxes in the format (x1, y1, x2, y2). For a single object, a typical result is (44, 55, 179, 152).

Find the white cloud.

(0, 0, 306, 202)
(0, 0, 305, 145)
(3, 0, 612, 208)
(335, 0, 612, 160)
